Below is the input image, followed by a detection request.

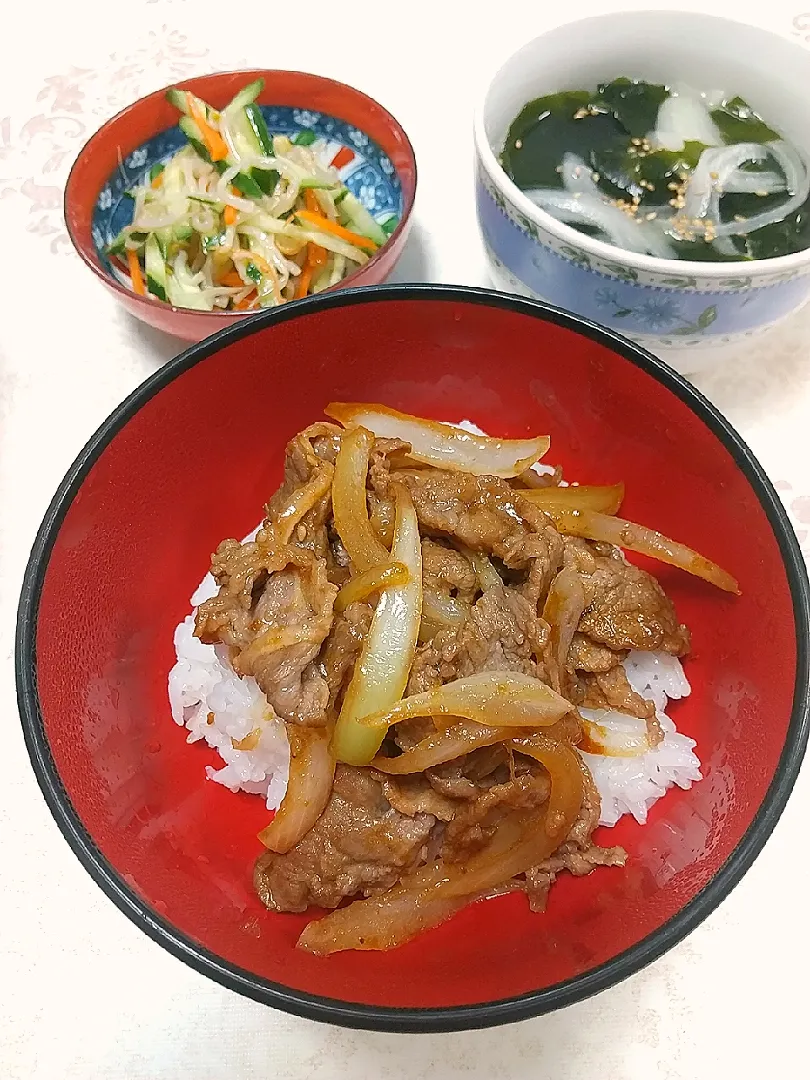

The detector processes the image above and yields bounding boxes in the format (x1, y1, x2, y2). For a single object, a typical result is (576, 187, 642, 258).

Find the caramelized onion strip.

(332, 486, 423, 766)
(546, 507, 740, 594)
(258, 727, 334, 853)
(326, 402, 550, 478)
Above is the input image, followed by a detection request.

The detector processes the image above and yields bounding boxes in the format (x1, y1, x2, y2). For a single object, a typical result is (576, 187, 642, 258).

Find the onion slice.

(326, 402, 550, 478)
(422, 587, 469, 628)
(271, 461, 334, 544)
(714, 141, 810, 238)
(257, 726, 334, 852)
(358, 670, 572, 731)
(520, 482, 625, 515)
(542, 566, 586, 694)
(463, 548, 504, 591)
(543, 507, 739, 594)
(331, 486, 423, 765)
(297, 741, 583, 954)
(331, 426, 390, 572)
(578, 711, 650, 757)
(334, 560, 409, 612)
(370, 720, 517, 774)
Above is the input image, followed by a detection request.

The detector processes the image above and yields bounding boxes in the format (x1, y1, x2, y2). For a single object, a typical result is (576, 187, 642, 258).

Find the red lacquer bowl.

(16, 286, 809, 1031)
(64, 70, 417, 342)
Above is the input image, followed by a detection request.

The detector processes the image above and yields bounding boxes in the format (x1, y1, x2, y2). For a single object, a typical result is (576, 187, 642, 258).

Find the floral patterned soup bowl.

(65, 70, 416, 341)
(474, 12, 810, 372)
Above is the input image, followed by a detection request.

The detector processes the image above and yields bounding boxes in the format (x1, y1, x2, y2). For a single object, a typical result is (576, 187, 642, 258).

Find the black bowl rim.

(16, 284, 810, 1033)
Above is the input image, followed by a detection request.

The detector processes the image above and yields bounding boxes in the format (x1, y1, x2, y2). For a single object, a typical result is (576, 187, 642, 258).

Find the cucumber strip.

(252, 168, 279, 195)
(333, 187, 350, 205)
(328, 252, 347, 286)
(105, 231, 128, 257)
(179, 116, 213, 162)
(294, 129, 317, 146)
(244, 262, 263, 285)
(225, 79, 265, 113)
(231, 171, 264, 200)
(381, 215, 399, 236)
(149, 162, 165, 183)
(166, 88, 219, 124)
(244, 104, 274, 155)
(167, 262, 214, 311)
(153, 226, 172, 258)
(144, 234, 168, 301)
(179, 117, 262, 197)
(299, 178, 341, 190)
(201, 231, 228, 253)
(311, 262, 334, 294)
(339, 192, 387, 245)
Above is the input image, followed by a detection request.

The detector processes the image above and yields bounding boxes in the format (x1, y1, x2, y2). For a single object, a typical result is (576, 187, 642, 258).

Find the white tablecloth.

(2, 1, 809, 1076)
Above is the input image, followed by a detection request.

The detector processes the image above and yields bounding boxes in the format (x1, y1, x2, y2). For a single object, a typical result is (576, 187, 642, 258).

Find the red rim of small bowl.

(16, 284, 810, 1032)
(63, 70, 418, 324)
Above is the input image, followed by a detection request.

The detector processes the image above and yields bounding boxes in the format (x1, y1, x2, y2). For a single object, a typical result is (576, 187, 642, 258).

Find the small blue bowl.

(93, 107, 404, 286)
(64, 69, 417, 341)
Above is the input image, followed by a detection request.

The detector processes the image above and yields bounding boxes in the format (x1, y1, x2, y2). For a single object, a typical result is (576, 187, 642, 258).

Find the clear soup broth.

(501, 78, 810, 262)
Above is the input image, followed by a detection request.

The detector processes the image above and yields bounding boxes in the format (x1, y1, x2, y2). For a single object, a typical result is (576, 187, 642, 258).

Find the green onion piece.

(294, 129, 317, 146)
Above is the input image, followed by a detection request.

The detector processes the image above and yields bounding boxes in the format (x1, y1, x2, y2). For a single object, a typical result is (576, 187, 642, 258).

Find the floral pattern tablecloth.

(1, 2, 808, 1077)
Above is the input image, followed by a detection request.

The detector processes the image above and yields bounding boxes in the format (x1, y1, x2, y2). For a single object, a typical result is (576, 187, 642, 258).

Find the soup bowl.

(474, 12, 810, 373)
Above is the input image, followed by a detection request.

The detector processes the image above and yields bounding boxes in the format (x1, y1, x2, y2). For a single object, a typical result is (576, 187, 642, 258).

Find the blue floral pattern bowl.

(473, 12, 810, 373)
(93, 106, 403, 285)
(64, 69, 417, 341)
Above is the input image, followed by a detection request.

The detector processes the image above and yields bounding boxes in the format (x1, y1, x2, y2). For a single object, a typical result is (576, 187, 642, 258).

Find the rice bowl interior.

(17, 286, 808, 1029)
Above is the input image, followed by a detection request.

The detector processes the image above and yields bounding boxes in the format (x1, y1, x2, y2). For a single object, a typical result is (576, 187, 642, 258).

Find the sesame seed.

(667, 182, 679, 191)
(591, 171, 601, 181)
(631, 137, 642, 146)
(709, 171, 719, 180)
(734, 214, 747, 222)
(515, 139, 522, 149)
(573, 192, 582, 199)
(755, 189, 768, 197)
(645, 212, 657, 220)
(573, 107, 589, 119)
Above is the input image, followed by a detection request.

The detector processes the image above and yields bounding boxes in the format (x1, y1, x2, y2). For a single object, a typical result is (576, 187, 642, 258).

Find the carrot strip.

(127, 249, 146, 296)
(330, 146, 354, 171)
(219, 269, 244, 287)
(235, 289, 257, 310)
(151, 173, 163, 189)
(296, 209, 378, 252)
(297, 264, 313, 298)
(307, 241, 328, 268)
(188, 98, 228, 162)
(223, 204, 237, 226)
(304, 189, 320, 213)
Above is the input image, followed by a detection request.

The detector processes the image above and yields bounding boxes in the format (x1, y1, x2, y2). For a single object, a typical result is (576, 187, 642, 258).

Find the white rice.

(580, 651, 701, 826)
(167, 425, 702, 829)
(168, 524, 290, 811)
